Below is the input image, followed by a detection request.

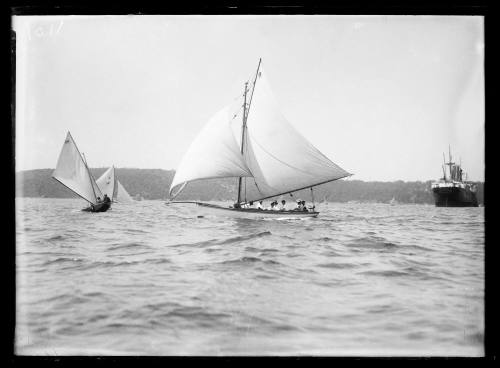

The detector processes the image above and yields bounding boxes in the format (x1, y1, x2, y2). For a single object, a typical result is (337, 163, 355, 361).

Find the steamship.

(431, 148, 478, 207)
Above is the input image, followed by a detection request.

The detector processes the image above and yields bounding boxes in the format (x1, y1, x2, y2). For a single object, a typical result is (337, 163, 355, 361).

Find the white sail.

(241, 68, 351, 203)
(96, 166, 134, 203)
(52, 132, 102, 205)
(169, 62, 350, 203)
(96, 166, 117, 200)
(116, 180, 134, 203)
(169, 105, 252, 195)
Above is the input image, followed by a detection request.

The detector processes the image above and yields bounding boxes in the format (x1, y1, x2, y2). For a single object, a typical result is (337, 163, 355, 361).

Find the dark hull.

(432, 187, 478, 207)
(82, 202, 111, 212)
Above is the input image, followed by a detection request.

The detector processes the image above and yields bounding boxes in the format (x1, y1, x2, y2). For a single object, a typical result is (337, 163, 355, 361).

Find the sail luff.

(237, 81, 249, 204)
(243, 58, 262, 129)
(170, 181, 188, 200)
(112, 166, 118, 200)
(237, 59, 263, 204)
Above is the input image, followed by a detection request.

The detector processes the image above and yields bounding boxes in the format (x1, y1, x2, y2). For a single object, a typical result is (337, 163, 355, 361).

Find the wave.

(171, 231, 272, 248)
(220, 256, 281, 266)
(20, 251, 74, 257)
(143, 257, 171, 265)
(124, 228, 149, 234)
(46, 235, 66, 241)
(316, 262, 357, 269)
(81, 259, 142, 270)
(315, 236, 334, 241)
(42, 257, 84, 266)
(348, 236, 399, 250)
(359, 270, 410, 277)
(244, 246, 279, 253)
(108, 242, 151, 251)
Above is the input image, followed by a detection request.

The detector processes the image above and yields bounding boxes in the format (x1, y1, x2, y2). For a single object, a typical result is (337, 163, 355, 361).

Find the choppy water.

(15, 198, 484, 356)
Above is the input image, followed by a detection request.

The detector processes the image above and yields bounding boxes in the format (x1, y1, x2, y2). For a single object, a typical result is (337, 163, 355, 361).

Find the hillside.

(15, 168, 484, 205)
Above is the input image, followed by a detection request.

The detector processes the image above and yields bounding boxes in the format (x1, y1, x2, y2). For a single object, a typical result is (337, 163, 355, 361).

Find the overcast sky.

(13, 15, 484, 181)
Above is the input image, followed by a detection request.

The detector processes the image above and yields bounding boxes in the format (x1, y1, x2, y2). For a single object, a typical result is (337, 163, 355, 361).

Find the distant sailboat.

(96, 166, 134, 203)
(52, 132, 111, 212)
(169, 59, 352, 218)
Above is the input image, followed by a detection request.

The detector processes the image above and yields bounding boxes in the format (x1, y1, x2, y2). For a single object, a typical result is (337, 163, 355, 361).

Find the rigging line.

(244, 59, 262, 125)
(231, 104, 244, 121)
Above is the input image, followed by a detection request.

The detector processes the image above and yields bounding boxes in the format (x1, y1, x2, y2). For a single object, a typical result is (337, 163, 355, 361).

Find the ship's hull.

(81, 202, 112, 212)
(169, 201, 319, 218)
(432, 186, 478, 207)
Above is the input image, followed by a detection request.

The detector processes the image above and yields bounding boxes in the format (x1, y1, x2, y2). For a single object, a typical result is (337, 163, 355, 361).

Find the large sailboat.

(52, 132, 111, 212)
(168, 60, 352, 218)
(96, 166, 134, 203)
(431, 147, 478, 207)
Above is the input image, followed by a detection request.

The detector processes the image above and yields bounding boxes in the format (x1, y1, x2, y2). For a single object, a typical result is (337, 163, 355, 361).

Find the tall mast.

(236, 58, 262, 204)
(236, 81, 248, 204)
(443, 152, 447, 180)
(449, 145, 452, 180)
(444, 146, 454, 181)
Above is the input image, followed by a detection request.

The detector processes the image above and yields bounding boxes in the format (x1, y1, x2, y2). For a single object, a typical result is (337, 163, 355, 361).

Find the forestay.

(52, 132, 102, 205)
(169, 106, 252, 195)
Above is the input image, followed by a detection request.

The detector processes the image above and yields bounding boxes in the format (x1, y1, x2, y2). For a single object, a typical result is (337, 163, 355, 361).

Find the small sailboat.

(168, 60, 352, 218)
(96, 166, 134, 203)
(52, 132, 111, 212)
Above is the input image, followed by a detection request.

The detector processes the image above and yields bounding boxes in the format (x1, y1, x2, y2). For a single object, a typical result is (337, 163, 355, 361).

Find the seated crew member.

(103, 194, 111, 204)
(233, 202, 241, 209)
(272, 201, 280, 211)
(294, 199, 302, 211)
(279, 200, 287, 211)
(256, 200, 264, 210)
(96, 197, 102, 203)
(301, 200, 308, 212)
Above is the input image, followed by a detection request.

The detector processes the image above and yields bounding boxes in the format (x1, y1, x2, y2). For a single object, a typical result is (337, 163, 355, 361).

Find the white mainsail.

(169, 105, 252, 195)
(169, 62, 351, 202)
(52, 132, 102, 205)
(241, 68, 351, 202)
(96, 166, 117, 200)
